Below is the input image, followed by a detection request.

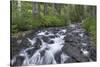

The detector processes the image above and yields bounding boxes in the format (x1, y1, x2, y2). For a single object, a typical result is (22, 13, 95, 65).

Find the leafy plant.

(82, 16, 96, 45)
(41, 15, 65, 27)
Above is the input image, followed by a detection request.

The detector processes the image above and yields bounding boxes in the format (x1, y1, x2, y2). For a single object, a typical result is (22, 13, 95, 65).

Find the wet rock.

(34, 38, 42, 48)
(64, 34, 81, 46)
(20, 38, 31, 49)
(53, 30, 59, 34)
(41, 36, 50, 43)
(62, 43, 89, 62)
(54, 51, 62, 63)
(48, 40, 54, 44)
(11, 23, 96, 65)
(12, 56, 25, 66)
(49, 35, 55, 38)
(64, 57, 76, 63)
(40, 50, 46, 57)
(50, 28, 60, 34)
(45, 32, 49, 35)
(26, 48, 38, 58)
(89, 47, 96, 61)
(11, 37, 18, 45)
(10, 37, 22, 59)
(58, 31, 65, 35)
(41, 36, 54, 44)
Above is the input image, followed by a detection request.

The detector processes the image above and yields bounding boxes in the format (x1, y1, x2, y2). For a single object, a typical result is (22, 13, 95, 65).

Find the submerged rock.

(11, 23, 96, 66)
(89, 47, 96, 61)
(34, 38, 42, 48)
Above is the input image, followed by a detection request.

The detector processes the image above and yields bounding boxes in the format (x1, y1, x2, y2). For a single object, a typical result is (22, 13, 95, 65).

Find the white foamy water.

(27, 38, 36, 46)
(81, 49, 89, 56)
(11, 23, 96, 66)
(11, 28, 68, 65)
(62, 29, 67, 33)
(69, 24, 76, 28)
(37, 32, 46, 35)
(82, 43, 87, 46)
(61, 53, 69, 63)
(79, 33, 84, 37)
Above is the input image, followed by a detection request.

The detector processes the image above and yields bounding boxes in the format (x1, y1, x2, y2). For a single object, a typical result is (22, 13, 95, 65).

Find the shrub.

(31, 19, 42, 29)
(82, 16, 96, 45)
(14, 16, 32, 31)
(41, 15, 65, 27)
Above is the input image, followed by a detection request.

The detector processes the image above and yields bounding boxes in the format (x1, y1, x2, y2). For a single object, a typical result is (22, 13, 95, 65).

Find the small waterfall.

(11, 28, 68, 65)
(42, 50, 57, 64)
(61, 53, 69, 63)
(27, 38, 36, 46)
(11, 23, 96, 66)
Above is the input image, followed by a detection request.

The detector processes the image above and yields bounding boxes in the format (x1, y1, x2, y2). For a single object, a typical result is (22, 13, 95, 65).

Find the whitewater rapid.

(11, 23, 96, 66)
(11, 28, 69, 65)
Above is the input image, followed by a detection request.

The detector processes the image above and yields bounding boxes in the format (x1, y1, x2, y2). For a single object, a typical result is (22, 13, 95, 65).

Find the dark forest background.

(10, 0, 96, 45)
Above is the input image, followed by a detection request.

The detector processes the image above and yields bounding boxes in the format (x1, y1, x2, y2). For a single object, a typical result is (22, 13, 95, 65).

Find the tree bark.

(32, 2, 40, 18)
(44, 3, 48, 15)
(17, 0, 21, 14)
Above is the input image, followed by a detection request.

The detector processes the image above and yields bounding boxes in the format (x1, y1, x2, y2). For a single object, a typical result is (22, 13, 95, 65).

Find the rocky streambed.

(10, 23, 96, 66)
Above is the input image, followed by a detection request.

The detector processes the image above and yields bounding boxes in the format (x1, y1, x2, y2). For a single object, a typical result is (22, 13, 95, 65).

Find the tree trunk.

(44, 3, 48, 15)
(54, 4, 61, 16)
(92, 6, 96, 18)
(32, 2, 40, 18)
(17, 0, 21, 23)
(17, 0, 21, 16)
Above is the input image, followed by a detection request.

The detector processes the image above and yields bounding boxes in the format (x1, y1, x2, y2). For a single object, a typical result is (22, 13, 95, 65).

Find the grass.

(82, 16, 96, 45)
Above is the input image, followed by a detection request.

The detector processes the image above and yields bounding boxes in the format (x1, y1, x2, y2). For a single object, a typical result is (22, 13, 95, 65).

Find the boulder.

(26, 48, 38, 58)
(89, 47, 96, 61)
(41, 36, 50, 43)
(54, 51, 62, 63)
(12, 56, 25, 66)
(34, 38, 42, 48)
(48, 40, 54, 44)
(62, 43, 89, 62)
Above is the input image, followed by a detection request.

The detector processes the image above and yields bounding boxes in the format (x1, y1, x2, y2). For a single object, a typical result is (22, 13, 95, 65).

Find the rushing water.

(11, 23, 96, 66)
(11, 27, 69, 65)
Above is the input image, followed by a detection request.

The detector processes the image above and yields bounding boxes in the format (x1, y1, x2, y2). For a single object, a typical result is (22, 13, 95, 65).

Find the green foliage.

(82, 16, 96, 45)
(11, 1, 96, 43)
(12, 13, 33, 33)
(31, 19, 42, 29)
(69, 5, 84, 22)
(16, 20, 32, 31)
(41, 15, 65, 27)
